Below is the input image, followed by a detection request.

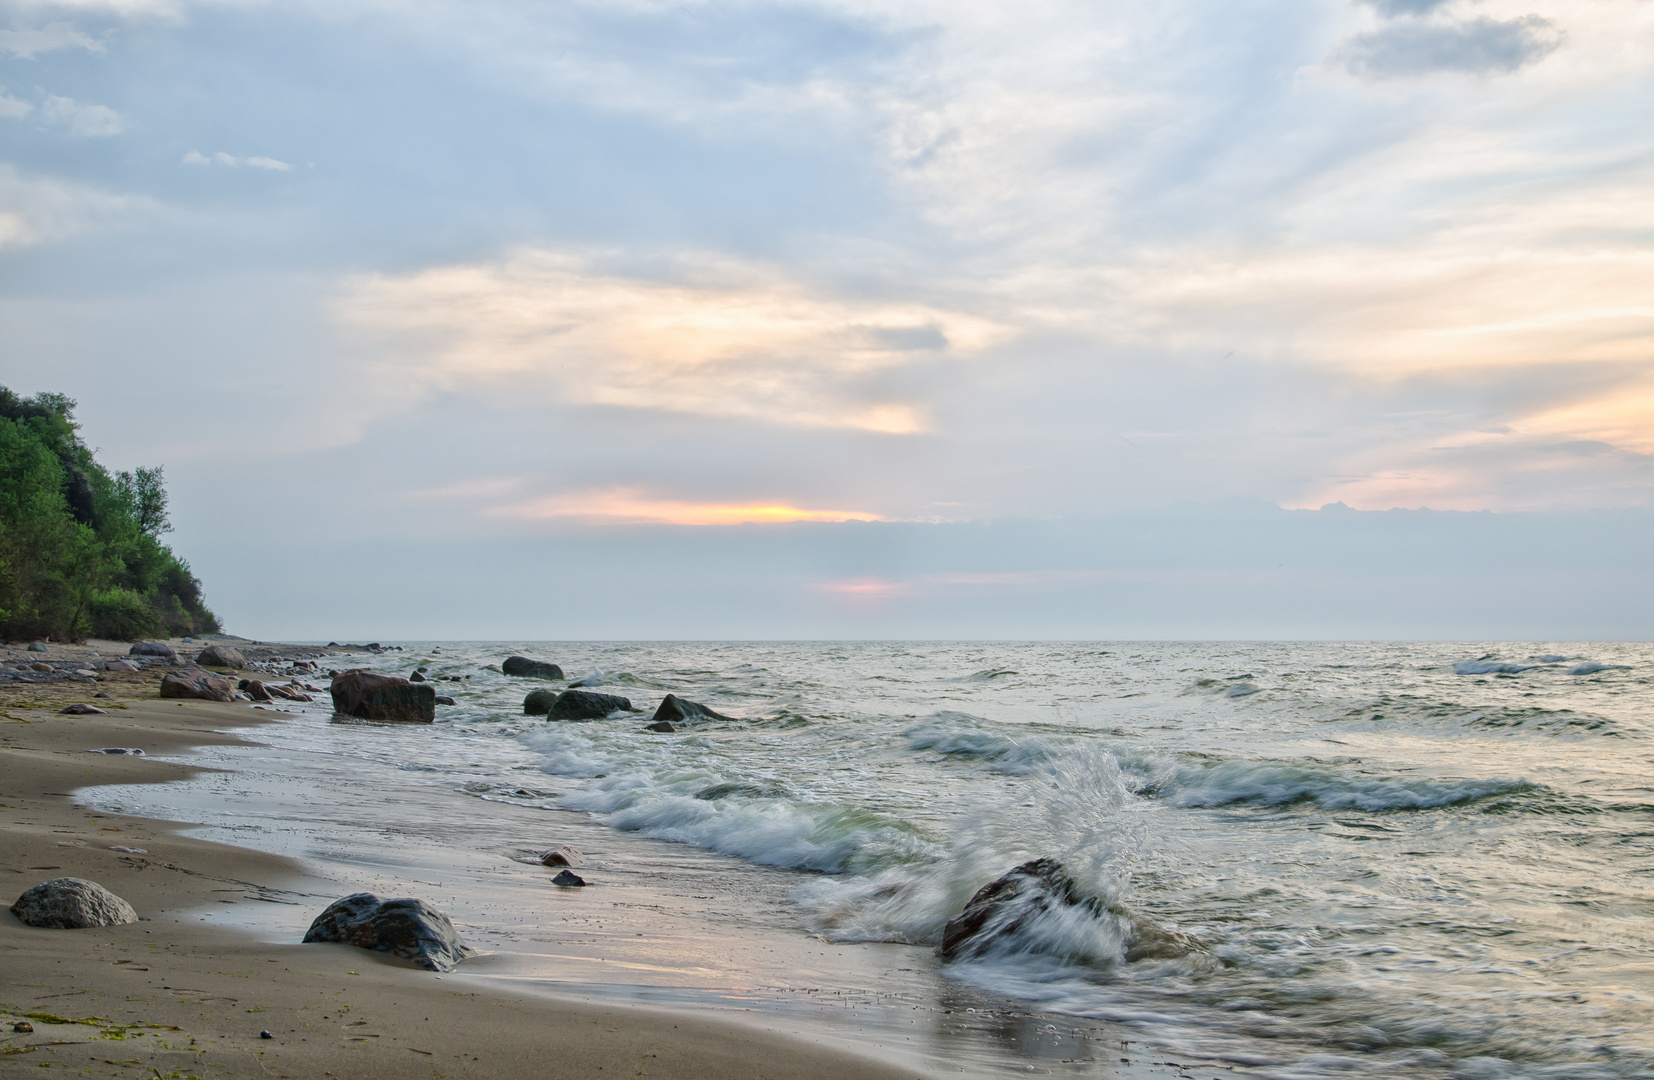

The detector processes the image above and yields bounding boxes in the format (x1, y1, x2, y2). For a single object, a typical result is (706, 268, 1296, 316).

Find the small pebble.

(13, 1021, 33, 1033)
(260, 1030, 273, 1039)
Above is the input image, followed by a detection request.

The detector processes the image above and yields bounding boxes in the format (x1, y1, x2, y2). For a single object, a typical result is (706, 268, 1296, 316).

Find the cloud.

(181, 150, 291, 170)
(485, 487, 885, 525)
(1340, 15, 1563, 78)
(0, 22, 104, 58)
(0, 163, 148, 248)
(340, 248, 1007, 434)
(41, 94, 123, 136)
(0, 88, 32, 119)
(1357, 0, 1454, 14)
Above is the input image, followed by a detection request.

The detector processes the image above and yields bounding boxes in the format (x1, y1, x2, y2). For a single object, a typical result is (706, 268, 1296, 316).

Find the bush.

(87, 587, 162, 640)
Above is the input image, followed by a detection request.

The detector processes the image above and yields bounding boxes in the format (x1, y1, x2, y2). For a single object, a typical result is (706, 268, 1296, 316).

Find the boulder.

(645, 720, 676, 733)
(409, 670, 426, 682)
(265, 682, 311, 702)
(434, 695, 456, 706)
(939, 858, 1199, 964)
(60, 704, 106, 715)
(129, 642, 176, 659)
(538, 846, 583, 867)
(302, 893, 472, 972)
(160, 667, 236, 702)
(195, 644, 246, 669)
(651, 694, 734, 725)
(329, 669, 435, 723)
(548, 689, 633, 721)
(241, 679, 274, 702)
(11, 877, 138, 929)
(26, 642, 48, 652)
(502, 656, 564, 680)
(522, 688, 559, 716)
(30, 662, 51, 672)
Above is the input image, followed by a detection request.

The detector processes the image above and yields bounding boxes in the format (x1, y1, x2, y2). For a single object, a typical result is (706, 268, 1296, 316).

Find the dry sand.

(0, 673, 929, 1080)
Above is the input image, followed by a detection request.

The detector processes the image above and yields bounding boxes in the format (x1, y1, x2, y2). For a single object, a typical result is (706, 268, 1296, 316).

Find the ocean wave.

(1134, 758, 1536, 812)
(903, 713, 1054, 774)
(1453, 660, 1537, 675)
(1566, 661, 1631, 676)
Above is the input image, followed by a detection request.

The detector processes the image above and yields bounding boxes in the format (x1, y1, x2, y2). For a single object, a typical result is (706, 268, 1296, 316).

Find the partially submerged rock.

(241, 679, 274, 702)
(538, 846, 583, 867)
(645, 720, 676, 733)
(939, 858, 1199, 965)
(195, 644, 246, 669)
(329, 669, 435, 723)
(11, 877, 138, 929)
(434, 694, 457, 706)
(548, 689, 633, 721)
(502, 656, 564, 680)
(522, 688, 559, 716)
(160, 667, 236, 702)
(651, 693, 734, 725)
(129, 641, 176, 659)
(302, 893, 473, 971)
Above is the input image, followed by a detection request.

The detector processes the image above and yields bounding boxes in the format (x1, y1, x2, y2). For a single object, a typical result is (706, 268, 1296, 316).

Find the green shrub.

(87, 587, 162, 640)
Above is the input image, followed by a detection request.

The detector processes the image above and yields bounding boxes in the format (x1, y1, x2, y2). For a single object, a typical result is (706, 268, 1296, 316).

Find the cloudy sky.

(2, 0, 1650, 638)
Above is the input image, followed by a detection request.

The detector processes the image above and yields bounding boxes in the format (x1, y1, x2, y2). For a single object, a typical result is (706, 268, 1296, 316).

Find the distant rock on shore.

(502, 656, 564, 680)
(160, 667, 236, 702)
(129, 641, 177, 659)
(196, 644, 246, 668)
(329, 669, 435, 723)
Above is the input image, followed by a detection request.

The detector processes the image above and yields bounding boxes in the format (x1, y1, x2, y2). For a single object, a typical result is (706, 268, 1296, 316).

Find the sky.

(1, 0, 1650, 638)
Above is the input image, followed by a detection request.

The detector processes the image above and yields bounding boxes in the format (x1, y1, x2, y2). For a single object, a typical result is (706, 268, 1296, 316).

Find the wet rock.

(645, 720, 676, 733)
(26, 642, 48, 652)
(329, 669, 435, 723)
(60, 704, 106, 715)
(939, 858, 1199, 965)
(89, 748, 143, 755)
(265, 682, 311, 702)
(129, 641, 176, 659)
(195, 644, 246, 669)
(551, 870, 586, 887)
(522, 688, 559, 716)
(502, 656, 564, 680)
(160, 667, 236, 702)
(409, 670, 425, 682)
(434, 695, 457, 706)
(10, 877, 138, 929)
(651, 694, 734, 725)
(242, 680, 274, 702)
(301, 892, 473, 971)
(538, 846, 583, 867)
(548, 689, 633, 721)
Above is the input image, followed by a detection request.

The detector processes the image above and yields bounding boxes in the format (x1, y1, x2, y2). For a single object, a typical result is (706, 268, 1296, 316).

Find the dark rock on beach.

(940, 858, 1199, 965)
(502, 656, 565, 680)
(651, 693, 735, 725)
(11, 877, 138, 929)
(160, 667, 236, 702)
(60, 703, 106, 715)
(551, 870, 586, 887)
(195, 644, 246, 669)
(241, 679, 274, 702)
(130, 641, 176, 659)
(302, 892, 473, 972)
(329, 669, 435, 723)
(548, 689, 633, 720)
(522, 688, 559, 716)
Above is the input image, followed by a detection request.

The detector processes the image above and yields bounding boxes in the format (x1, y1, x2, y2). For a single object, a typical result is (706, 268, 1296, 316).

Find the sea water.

(91, 642, 1653, 1079)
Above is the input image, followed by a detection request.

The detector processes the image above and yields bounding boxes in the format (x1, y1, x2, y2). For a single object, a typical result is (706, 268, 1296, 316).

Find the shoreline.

(0, 669, 933, 1079)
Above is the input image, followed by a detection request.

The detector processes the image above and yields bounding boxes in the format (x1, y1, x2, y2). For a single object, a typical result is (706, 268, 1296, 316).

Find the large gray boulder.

(502, 656, 564, 680)
(548, 689, 633, 720)
(302, 893, 473, 971)
(522, 688, 559, 716)
(159, 666, 236, 702)
(195, 644, 246, 669)
(129, 641, 176, 659)
(651, 693, 735, 725)
(11, 878, 138, 929)
(939, 858, 1199, 965)
(26, 641, 48, 652)
(329, 669, 435, 723)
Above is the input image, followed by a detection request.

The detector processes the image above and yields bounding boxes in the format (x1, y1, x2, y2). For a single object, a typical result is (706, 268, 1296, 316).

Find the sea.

(89, 641, 1653, 1080)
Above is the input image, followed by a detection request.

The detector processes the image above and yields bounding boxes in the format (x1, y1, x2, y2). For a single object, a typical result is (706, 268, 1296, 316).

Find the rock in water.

(129, 641, 176, 659)
(409, 670, 425, 682)
(502, 656, 564, 680)
(939, 858, 1199, 964)
(195, 644, 246, 669)
(645, 720, 676, 733)
(11, 877, 138, 928)
(651, 693, 735, 725)
(329, 669, 435, 723)
(548, 689, 633, 720)
(302, 893, 473, 971)
(522, 688, 559, 716)
(160, 667, 236, 702)
(242, 679, 274, 702)
(434, 695, 457, 706)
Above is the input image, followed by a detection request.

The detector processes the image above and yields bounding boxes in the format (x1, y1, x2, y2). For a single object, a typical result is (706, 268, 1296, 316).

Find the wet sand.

(0, 681, 928, 1079)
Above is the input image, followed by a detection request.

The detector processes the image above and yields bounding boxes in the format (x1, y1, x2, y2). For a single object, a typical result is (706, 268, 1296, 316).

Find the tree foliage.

(0, 387, 219, 641)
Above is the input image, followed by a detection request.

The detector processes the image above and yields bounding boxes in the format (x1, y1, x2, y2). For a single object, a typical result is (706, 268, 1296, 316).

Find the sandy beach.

(0, 662, 928, 1080)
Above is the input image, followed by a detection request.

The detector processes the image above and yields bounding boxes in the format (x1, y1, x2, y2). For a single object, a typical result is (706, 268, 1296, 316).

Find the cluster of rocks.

(324, 642, 403, 654)
(498, 655, 736, 732)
